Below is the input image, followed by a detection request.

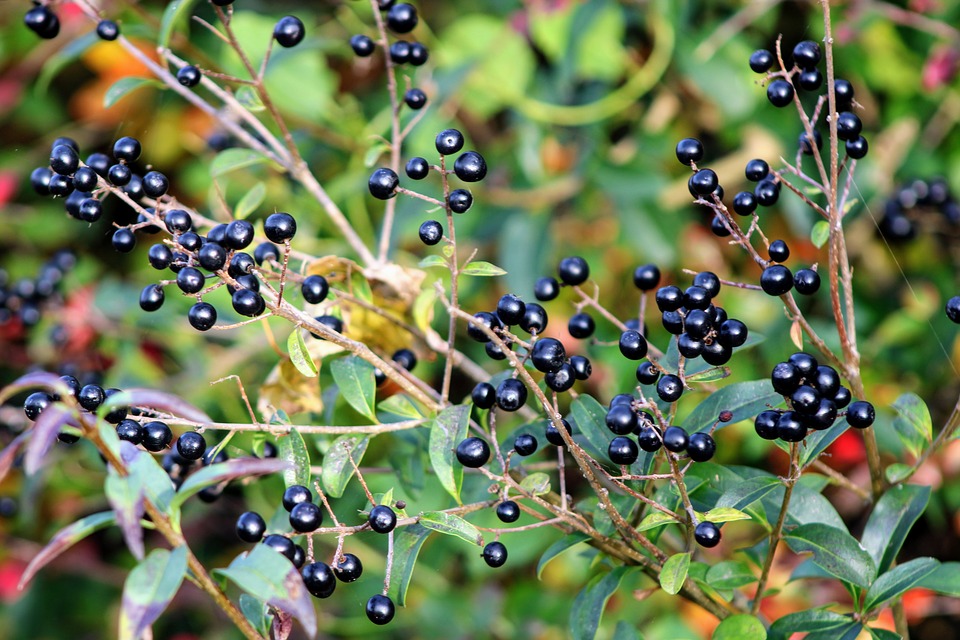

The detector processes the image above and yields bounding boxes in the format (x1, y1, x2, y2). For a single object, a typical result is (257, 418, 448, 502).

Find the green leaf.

(799, 418, 850, 467)
(917, 561, 960, 596)
(428, 405, 470, 503)
(461, 261, 507, 277)
(768, 609, 855, 640)
(867, 628, 902, 640)
(24, 404, 73, 475)
(104, 77, 162, 109)
(18, 511, 116, 589)
(712, 614, 766, 640)
(612, 621, 644, 640)
(569, 566, 633, 640)
(320, 435, 369, 499)
(811, 220, 830, 248)
(330, 357, 377, 421)
(278, 429, 310, 489)
(660, 552, 691, 595)
(123, 442, 176, 515)
(418, 511, 483, 546)
(419, 255, 448, 269)
(235, 86, 266, 112)
(159, 0, 199, 48)
(239, 594, 271, 637)
(172, 458, 288, 511)
(387, 524, 432, 606)
(37, 32, 99, 94)
(637, 510, 680, 532)
(234, 182, 266, 219)
(861, 484, 930, 573)
(216, 545, 316, 638)
(885, 463, 912, 485)
(519, 472, 551, 495)
(105, 471, 145, 561)
(287, 330, 318, 378)
(104, 388, 211, 424)
(378, 394, 424, 420)
(891, 393, 933, 459)
(119, 547, 188, 640)
(864, 557, 939, 612)
(364, 143, 390, 168)
(537, 532, 590, 579)
(784, 523, 877, 588)
(706, 561, 757, 590)
(211, 148, 273, 178)
(685, 366, 730, 383)
(717, 476, 782, 511)
(681, 380, 782, 433)
(701, 507, 751, 524)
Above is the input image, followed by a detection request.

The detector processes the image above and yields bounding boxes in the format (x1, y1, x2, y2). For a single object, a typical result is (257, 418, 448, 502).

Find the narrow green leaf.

(861, 484, 930, 572)
(768, 609, 854, 640)
(891, 393, 933, 459)
(364, 143, 389, 168)
(428, 405, 469, 502)
(864, 557, 939, 612)
(660, 552, 691, 595)
(330, 357, 377, 421)
(239, 594, 271, 637)
(172, 458, 288, 511)
(321, 435, 369, 499)
(706, 561, 757, 590)
(386, 524, 432, 606)
(811, 220, 830, 248)
(681, 380, 782, 433)
(685, 366, 730, 383)
(717, 476, 782, 511)
(885, 463, 912, 485)
(159, 0, 199, 48)
(519, 472, 551, 495)
(104, 77, 162, 109)
(287, 330, 318, 378)
(211, 148, 273, 178)
(537, 532, 591, 579)
(123, 442, 176, 515)
(784, 523, 877, 588)
(278, 429, 310, 488)
(234, 182, 266, 219)
(867, 628, 902, 640)
(18, 511, 116, 589)
(105, 471, 145, 560)
(712, 614, 766, 640)
(119, 547, 187, 640)
(418, 511, 483, 546)
(461, 261, 507, 277)
(419, 255, 448, 269)
(24, 404, 73, 475)
(216, 545, 317, 638)
(570, 566, 633, 640)
(235, 86, 266, 112)
(637, 510, 680, 532)
(378, 394, 424, 419)
(37, 32, 99, 94)
(917, 561, 960, 596)
(612, 621, 644, 640)
(701, 507, 751, 524)
(799, 418, 850, 467)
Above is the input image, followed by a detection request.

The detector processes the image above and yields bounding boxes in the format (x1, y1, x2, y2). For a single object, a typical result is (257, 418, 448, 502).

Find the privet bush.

(3, 1, 960, 639)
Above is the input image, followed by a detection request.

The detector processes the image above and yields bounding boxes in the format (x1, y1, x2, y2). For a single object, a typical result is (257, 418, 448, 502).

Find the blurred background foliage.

(1, 0, 960, 638)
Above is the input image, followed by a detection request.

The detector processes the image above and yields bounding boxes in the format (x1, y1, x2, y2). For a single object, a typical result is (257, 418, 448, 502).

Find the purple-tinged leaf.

(24, 405, 74, 475)
(19, 511, 116, 589)
(120, 442, 176, 514)
(216, 545, 317, 638)
(105, 471, 146, 560)
(118, 546, 188, 640)
(103, 388, 212, 424)
(171, 457, 289, 511)
(0, 432, 30, 484)
(0, 371, 71, 405)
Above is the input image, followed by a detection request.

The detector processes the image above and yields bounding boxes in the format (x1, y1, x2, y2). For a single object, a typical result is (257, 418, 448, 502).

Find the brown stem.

(752, 442, 800, 616)
(440, 155, 458, 404)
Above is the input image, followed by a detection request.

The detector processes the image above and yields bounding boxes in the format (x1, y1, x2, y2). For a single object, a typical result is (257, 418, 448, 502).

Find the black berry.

(662, 425, 689, 452)
(695, 521, 721, 548)
(496, 379, 527, 411)
(846, 401, 875, 428)
(366, 594, 395, 625)
(514, 433, 538, 456)
(497, 501, 520, 523)
(264, 213, 297, 243)
(273, 16, 305, 48)
(534, 277, 559, 301)
(405, 157, 429, 180)
(454, 151, 487, 182)
(456, 437, 490, 468)
(236, 511, 266, 543)
(608, 436, 639, 465)
(482, 541, 507, 568)
(290, 501, 323, 532)
(334, 553, 363, 582)
(369, 168, 399, 199)
(142, 420, 173, 452)
(447, 189, 473, 213)
(760, 265, 793, 296)
(97, 20, 120, 41)
(749, 49, 773, 73)
(418, 220, 443, 245)
(435, 129, 464, 155)
(675, 138, 704, 166)
(350, 34, 375, 57)
(176, 431, 207, 460)
(404, 88, 427, 110)
(302, 562, 336, 599)
(386, 3, 418, 33)
(767, 80, 795, 107)
(686, 432, 716, 462)
(282, 484, 313, 512)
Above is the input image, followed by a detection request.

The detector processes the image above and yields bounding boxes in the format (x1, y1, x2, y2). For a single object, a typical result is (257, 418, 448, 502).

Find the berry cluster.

(878, 177, 959, 242)
(23, 2, 121, 42)
(0, 250, 74, 331)
(369, 127, 488, 247)
(234, 484, 402, 625)
(349, 3, 429, 111)
(756, 352, 874, 442)
(749, 41, 867, 159)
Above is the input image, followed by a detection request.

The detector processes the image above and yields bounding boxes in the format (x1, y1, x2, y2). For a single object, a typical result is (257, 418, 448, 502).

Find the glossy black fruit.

(768, 239, 790, 263)
(749, 49, 773, 73)
(301, 275, 329, 304)
(767, 79, 795, 107)
(366, 594, 395, 625)
(482, 541, 508, 567)
(453, 151, 487, 182)
(290, 501, 323, 533)
(558, 256, 589, 286)
(633, 264, 660, 290)
(846, 401, 875, 428)
(177, 65, 202, 87)
(116, 419, 144, 445)
(534, 277, 559, 301)
(606, 404, 638, 435)
(369, 168, 399, 199)
(456, 437, 490, 467)
(369, 505, 397, 533)
(273, 16, 305, 48)
(418, 220, 443, 245)
(760, 265, 793, 296)
(608, 436, 639, 465)
(792, 40, 821, 68)
(662, 426, 689, 452)
(435, 128, 464, 155)
(334, 553, 363, 582)
(25, 5, 60, 39)
(657, 374, 683, 403)
(302, 562, 337, 599)
(350, 34, 375, 57)
(176, 431, 207, 460)
(531, 337, 565, 373)
(513, 433, 538, 456)
(142, 421, 173, 452)
(405, 156, 430, 180)
(794, 268, 821, 295)
(447, 188, 473, 213)
(404, 88, 427, 110)
(236, 511, 267, 543)
(263, 534, 297, 563)
(755, 410, 780, 440)
(675, 138, 704, 166)
(264, 212, 297, 243)
(496, 501, 520, 523)
(618, 330, 648, 360)
(282, 485, 313, 512)
(694, 521, 721, 548)
(687, 432, 716, 462)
